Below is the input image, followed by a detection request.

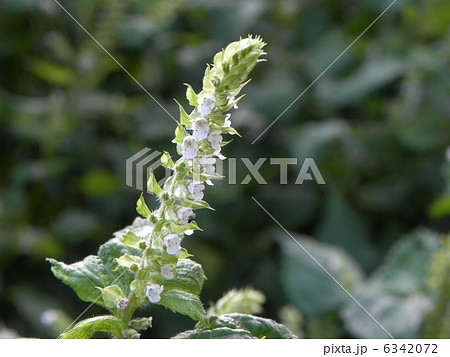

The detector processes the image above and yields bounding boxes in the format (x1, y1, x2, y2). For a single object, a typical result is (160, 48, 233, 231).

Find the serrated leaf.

(175, 99, 192, 126)
(60, 316, 122, 339)
(173, 327, 254, 339)
(206, 314, 297, 339)
(158, 290, 206, 322)
(184, 83, 198, 106)
(147, 172, 162, 195)
(136, 193, 151, 218)
(152, 259, 206, 296)
(48, 237, 137, 309)
(47, 256, 109, 307)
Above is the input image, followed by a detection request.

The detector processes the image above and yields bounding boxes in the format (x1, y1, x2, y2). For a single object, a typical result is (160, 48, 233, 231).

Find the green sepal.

(158, 290, 206, 322)
(160, 151, 175, 169)
(170, 222, 202, 234)
(59, 316, 123, 339)
(184, 83, 198, 106)
(172, 123, 187, 145)
(147, 172, 162, 195)
(136, 193, 151, 218)
(175, 99, 192, 126)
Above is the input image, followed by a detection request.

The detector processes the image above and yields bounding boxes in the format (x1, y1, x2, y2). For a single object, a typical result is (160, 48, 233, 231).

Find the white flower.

(192, 118, 210, 140)
(184, 229, 194, 236)
(208, 130, 222, 151)
(145, 284, 164, 303)
(160, 264, 175, 280)
(163, 234, 181, 256)
(177, 207, 195, 225)
(182, 136, 198, 159)
(223, 114, 232, 128)
(198, 94, 216, 115)
(188, 182, 205, 200)
(200, 157, 216, 174)
(116, 298, 129, 309)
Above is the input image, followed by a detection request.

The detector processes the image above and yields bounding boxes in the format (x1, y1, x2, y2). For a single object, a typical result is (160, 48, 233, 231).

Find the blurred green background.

(1, 0, 450, 338)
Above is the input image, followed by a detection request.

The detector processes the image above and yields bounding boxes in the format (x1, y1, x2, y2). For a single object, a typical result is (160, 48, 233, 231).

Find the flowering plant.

(47, 36, 296, 339)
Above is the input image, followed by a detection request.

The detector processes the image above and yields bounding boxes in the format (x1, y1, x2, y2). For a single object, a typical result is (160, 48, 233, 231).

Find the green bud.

(138, 241, 147, 250)
(161, 192, 170, 201)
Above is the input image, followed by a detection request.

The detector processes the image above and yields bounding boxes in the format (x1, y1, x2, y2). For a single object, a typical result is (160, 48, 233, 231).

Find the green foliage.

(1, 0, 449, 339)
(423, 236, 450, 338)
(60, 316, 123, 339)
(279, 233, 363, 317)
(208, 288, 266, 316)
(175, 314, 296, 339)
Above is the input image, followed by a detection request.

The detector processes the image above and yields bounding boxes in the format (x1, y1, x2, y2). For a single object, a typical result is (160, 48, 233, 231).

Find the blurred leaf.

(369, 229, 441, 295)
(79, 169, 118, 198)
(208, 288, 266, 316)
(315, 191, 378, 269)
(428, 194, 450, 219)
(28, 59, 76, 86)
(316, 57, 406, 108)
(342, 287, 432, 339)
(278, 232, 363, 317)
(342, 229, 441, 338)
(60, 316, 122, 339)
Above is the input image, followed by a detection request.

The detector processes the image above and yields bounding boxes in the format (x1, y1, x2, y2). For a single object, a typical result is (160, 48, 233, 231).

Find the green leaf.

(174, 327, 255, 339)
(208, 288, 265, 316)
(184, 83, 198, 106)
(28, 59, 76, 86)
(369, 229, 440, 295)
(342, 229, 441, 338)
(206, 314, 297, 339)
(97, 285, 124, 310)
(175, 99, 192, 126)
(60, 316, 122, 339)
(121, 231, 141, 249)
(158, 290, 206, 322)
(115, 254, 140, 269)
(146, 172, 162, 195)
(47, 256, 110, 307)
(342, 286, 432, 339)
(153, 259, 206, 296)
(136, 193, 151, 218)
(315, 191, 378, 269)
(278, 233, 363, 317)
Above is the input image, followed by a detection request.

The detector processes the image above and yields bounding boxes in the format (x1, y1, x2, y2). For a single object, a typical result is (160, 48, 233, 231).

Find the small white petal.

(198, 94, 216, 115)
(184, 230, 194, 236)
(161, 264, 175, 280)
(163, 234, 181, 256)
(177, 207, 194, 225)
(145, 284, 164, 303)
